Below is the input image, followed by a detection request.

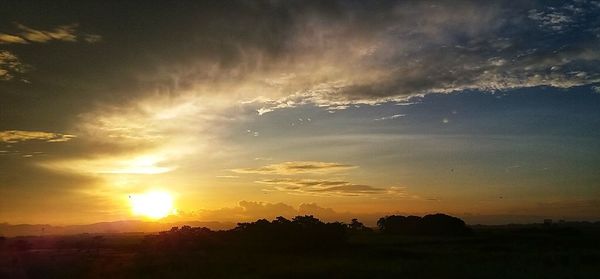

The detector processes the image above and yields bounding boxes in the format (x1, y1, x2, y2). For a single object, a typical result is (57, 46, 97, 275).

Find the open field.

(1, 223, 599, 278)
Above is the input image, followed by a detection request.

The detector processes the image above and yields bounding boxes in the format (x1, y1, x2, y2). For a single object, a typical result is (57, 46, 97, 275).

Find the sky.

(0, 0, 599, 225)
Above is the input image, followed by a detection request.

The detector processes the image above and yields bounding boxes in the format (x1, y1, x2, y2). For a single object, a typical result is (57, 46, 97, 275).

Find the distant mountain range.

(0, 220, 236, 237)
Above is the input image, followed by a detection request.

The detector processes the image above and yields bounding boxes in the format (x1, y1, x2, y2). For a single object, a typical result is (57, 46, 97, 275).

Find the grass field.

(1, 225, 599, 278)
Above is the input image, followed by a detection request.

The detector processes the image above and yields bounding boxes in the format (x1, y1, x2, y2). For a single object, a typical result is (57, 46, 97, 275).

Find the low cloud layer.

(184, 201, 354, 223)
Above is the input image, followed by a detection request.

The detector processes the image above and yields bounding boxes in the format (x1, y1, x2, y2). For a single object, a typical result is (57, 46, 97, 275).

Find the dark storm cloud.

(1, 0, 597, 151)
(1, 0, 599, 127)
(252, 0, 600, 111)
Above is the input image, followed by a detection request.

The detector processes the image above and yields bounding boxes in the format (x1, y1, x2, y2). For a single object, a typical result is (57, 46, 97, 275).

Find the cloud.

(4, 1, 598, 115)
(230, 0, 600, 113)
(183, 200, 408, 226)
(0, 23, 102, 45)
(232, 161, 357, 175)
(257, 178, 406, 197)
(0, 50, 28, 80)
(52, 93, 238, 177)
(0, 156, 119, 224)
(1, 1, 597, 225)
(194, 201, 298, 222)
(42, 153, 176, 175)
(216, 175, 239, 179)
(188, 200, 362, 224)
(0, 23, 102, 44)
(16, 23, 78, 43)
(527, 2, 585, 32)
(374, 114, 406, 121)
(1, 23, 100, 81)
(0, 34, 27, 44)
(0, 130, 76, 143)
(184, 199, 600, 226)
(82, 34, 102, 43)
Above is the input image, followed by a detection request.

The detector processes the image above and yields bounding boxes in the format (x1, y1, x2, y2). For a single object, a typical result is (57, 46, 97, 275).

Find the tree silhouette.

(348, 218, 372, 233)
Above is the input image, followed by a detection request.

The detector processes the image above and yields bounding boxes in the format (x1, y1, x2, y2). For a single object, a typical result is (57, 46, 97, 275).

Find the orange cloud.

(257, 178, 407, 197)
(232, 161, 356, 175)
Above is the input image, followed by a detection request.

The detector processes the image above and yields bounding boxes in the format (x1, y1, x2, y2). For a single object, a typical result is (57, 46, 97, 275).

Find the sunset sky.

(1, 0, 599, 225)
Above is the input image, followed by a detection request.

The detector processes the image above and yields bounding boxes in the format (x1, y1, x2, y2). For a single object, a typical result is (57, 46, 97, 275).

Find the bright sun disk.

(129, 190, 175, 219)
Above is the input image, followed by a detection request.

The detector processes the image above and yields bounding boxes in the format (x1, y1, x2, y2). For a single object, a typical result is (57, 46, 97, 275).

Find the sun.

(129, 190, 176, 219)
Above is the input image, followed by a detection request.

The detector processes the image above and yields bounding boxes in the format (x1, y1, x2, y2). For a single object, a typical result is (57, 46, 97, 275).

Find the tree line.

(139, 213, 470, 253)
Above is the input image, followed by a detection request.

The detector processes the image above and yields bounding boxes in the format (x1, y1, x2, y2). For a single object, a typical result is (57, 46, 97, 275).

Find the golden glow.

(114, 155, 174, 174)
(41, 153, 175, 175)
(129, 190, 176, 219)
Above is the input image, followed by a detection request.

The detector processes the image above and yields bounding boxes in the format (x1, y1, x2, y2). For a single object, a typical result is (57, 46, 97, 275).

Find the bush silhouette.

(378, 213, 470, 235)
(348, 218, 373, 233)
(420, 213, 471, 235)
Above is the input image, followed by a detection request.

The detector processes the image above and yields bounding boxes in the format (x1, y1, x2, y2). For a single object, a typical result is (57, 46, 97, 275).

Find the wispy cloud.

(0, 130, 76, 143)
(374, 114, 406, 121)
(232, 161, 357, 175)
(42, 152, 177, 175)
(216, 175, 239, 179)
(257, 178, 406, 197)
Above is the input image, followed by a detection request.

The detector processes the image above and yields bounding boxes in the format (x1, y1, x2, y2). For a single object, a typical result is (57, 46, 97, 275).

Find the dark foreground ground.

(1, 224, 599, 278)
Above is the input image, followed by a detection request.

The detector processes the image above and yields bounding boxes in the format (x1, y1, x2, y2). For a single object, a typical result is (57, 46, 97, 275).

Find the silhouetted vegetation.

(140, 215, 348, 255)
(348, 218, 372, 233)
(377, 213, 471, 235)
(231, 215, 348, 250)
(1, 215, 599, 278)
